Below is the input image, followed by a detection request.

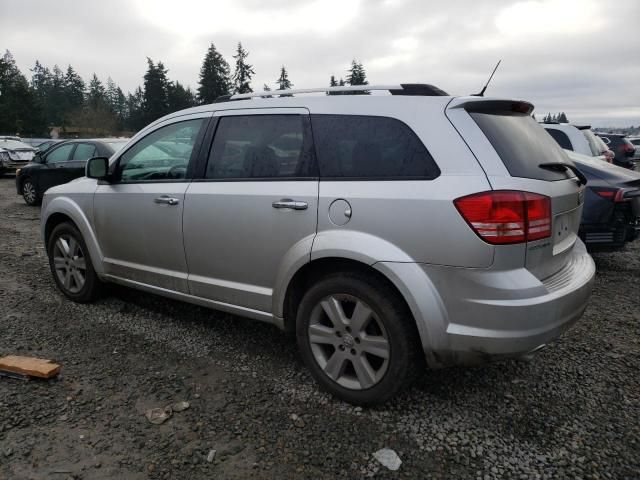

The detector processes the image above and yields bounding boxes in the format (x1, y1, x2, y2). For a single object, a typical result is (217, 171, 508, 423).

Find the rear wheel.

(296, 271, 421, 405)
(22, 178, 41, 206)
(47, 222, 102, 303)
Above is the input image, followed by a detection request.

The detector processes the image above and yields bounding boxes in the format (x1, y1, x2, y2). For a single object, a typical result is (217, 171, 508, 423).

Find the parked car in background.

(0, 135, 22, 142)
(593, 134, 615, 164)
(629, 136, 640, 159)
(597, 133, 636, 169)
(40, 84, 595, 405)
(567, 150, 640, 249)
(35, 139, 63, 153)
(542, 123, 610, 163)
(0, 139, 37, 176)
(16, 138, 128, 205)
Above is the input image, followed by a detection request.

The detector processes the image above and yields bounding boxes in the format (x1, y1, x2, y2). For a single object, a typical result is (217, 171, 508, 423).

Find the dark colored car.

(15, 138, 128, 205)
(597, 133, 636, 169)
(35, 139, 63, 153)
(567, 151, 640, 249)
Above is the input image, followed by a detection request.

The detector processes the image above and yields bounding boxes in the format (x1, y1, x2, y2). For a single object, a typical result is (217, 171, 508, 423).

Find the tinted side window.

(72, 143, 97, 160)
(46, 144, 74, 163)
(118, 119, 204, 182)
(206, 115, 315, 179)
(546, 128, 573, 150)
(311, 115, 440, 179)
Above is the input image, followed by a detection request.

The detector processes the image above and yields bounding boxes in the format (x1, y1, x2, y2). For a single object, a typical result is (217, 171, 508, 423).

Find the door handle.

(154, 196, 180, 206)
(272, 198, 308, 210)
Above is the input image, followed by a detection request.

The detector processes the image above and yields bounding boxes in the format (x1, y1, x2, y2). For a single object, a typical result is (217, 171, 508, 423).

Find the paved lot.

(0, 176, 638, 479)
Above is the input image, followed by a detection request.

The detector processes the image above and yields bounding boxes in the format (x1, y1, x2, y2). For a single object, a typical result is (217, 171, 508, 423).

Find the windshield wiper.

(539, 162, 587, 186)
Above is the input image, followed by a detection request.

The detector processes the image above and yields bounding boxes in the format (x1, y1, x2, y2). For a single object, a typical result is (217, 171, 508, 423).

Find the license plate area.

(552, 208, 580, 255)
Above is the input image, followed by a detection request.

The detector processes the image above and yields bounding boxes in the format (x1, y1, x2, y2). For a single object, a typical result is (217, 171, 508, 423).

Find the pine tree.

(338, 78, 345, 86)
(0, 50, 44, 134)
(329, 75, 338, 87)
(276, 66, 293, 91)
(558, 112, 568, 123)
(125, 87, 145, 131)
(63, 65, 85, 113)
(87, 73, 106, 110)
(168, 81, 197, 112)
(197, 43, 231, 104)
(261, 83, 273, 98)
(232, 42, 255, 94)
(142, 58, 170, 124)
(346, 60, 368, 87)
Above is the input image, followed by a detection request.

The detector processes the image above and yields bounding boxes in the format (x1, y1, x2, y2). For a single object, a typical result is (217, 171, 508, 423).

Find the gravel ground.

(0, 176, 638, 479)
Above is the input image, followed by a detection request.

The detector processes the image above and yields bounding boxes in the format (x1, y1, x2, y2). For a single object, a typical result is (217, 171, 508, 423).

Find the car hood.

(566, 150, 640, 186)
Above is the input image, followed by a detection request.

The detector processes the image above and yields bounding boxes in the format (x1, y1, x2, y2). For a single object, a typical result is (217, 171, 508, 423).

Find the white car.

(0, 139, 36, 175)
(543, 123, 611, 163)
(628, 136, 640, 159)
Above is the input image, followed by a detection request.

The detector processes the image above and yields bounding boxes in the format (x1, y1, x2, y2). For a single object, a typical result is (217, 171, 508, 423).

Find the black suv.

(16, 138, 127, 205)
(597, 133, 636, 169)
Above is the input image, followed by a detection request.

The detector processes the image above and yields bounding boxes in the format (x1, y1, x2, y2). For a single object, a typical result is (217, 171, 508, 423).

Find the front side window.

(311, 115, 440, 179)
(72, 143, 97, 160)
(46, 144, 75, 163)
(206, 115, 315, 179)
(118, 119, 204, 182)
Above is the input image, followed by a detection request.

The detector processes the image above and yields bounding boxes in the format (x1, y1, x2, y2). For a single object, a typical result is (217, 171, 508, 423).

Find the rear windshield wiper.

(539, 162, 587, 186)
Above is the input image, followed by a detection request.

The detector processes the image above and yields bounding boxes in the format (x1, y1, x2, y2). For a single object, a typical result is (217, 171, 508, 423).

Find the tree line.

(542, 112, 569, 123)
(0, 44, 369, 137)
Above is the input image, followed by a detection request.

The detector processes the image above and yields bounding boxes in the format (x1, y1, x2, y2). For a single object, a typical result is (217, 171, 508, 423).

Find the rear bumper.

(580, 220, 640, 249)
(379, 240, 595, 367)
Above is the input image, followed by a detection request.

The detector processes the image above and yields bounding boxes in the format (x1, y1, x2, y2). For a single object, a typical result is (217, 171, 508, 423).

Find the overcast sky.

(1, 0, 638, 126)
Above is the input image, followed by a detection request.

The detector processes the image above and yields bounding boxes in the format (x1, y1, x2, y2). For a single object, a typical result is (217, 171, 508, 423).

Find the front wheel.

(47, 222, 102, 303)
(22, 178, 41, 206)
(296, 272, 422, 405)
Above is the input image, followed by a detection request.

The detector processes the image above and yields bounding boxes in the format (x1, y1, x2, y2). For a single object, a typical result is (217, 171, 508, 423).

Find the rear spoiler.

(448, 98, 534, 115)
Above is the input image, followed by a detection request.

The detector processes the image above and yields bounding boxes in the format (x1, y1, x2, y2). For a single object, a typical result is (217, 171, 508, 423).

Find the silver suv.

(41, 84, 596, 405)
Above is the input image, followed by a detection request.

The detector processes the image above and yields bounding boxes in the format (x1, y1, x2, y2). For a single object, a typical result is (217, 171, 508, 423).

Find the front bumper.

(380, 240, 595, 367)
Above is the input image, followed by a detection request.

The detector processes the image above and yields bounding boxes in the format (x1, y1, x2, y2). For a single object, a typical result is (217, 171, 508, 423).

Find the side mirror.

(86, 156, 110, 180)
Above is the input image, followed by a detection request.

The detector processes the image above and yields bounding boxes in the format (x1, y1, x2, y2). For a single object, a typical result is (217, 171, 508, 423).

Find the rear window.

(311, 115, 440, 179)
(469, 111, 573, 181)
(546, 128, 573, 150)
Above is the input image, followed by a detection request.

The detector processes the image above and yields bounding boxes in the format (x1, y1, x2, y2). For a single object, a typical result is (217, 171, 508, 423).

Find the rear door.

(183, 108, 318, 313)
(446, 99, 585, 279)
(66, 142, 97, 182)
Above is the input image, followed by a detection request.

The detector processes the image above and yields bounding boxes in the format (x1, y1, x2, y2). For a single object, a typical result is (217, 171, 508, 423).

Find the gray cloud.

(2, 0, 638, 125)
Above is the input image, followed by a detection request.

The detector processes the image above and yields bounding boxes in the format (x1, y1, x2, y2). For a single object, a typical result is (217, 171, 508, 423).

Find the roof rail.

(217, 83, 448, 102)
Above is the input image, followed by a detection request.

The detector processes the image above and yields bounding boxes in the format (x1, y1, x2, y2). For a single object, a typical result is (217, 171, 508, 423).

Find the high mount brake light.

(454, 191, 552, 245)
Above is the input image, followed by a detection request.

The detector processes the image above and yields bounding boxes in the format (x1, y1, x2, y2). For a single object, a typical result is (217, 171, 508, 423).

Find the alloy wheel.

(52, 234, 87, 294)
(307, 294, 390, 390)
(23, 181, 36, 204)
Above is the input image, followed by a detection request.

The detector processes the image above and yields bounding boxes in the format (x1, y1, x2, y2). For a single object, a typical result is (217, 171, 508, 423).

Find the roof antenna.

(473, 60, 501, 97)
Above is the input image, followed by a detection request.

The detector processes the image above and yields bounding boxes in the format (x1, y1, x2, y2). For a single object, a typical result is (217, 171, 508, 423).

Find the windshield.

(0, 139, 34, 150)
(581, 129, 606, 156)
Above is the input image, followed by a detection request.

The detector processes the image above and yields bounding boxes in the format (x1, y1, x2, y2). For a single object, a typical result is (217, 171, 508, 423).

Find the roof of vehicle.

(596, 132, 628, 138)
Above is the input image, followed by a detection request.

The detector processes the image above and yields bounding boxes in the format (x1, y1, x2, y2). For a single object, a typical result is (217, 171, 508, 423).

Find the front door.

(93, 116, 209, 293)
(183, 109, 318, 313)
(39, 142, 76, 192)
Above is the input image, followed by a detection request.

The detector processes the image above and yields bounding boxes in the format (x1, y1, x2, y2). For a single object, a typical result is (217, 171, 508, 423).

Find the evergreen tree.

(105, 77, 119, 112)
(197, 43, 231, 104)
(63, 65, 85, 113)
(142, 58, 170, 124)
(48, 65, 66, 124)
(232, 42, 255, 94)
(261, 83, 273, 98)
(276, 66, 293, 91)
(87, 73, 107, 110)
(346, 60, 368, 90)
(0, 50, 44, 134)
(558, 112, 568, 123)
(329, 75, 338, 87)
(167, 81, 197, 112)
(125, 87, 145, 131)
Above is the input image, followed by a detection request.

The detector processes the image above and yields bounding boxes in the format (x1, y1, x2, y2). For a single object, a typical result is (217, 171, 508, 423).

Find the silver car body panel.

(41, 93, 595, 367)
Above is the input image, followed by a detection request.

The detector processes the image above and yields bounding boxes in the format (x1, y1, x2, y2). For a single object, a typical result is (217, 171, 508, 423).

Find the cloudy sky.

(2, 0, 639, 126)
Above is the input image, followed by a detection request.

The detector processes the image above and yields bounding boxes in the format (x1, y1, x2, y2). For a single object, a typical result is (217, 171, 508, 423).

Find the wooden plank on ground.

(0, 355, 61, 379)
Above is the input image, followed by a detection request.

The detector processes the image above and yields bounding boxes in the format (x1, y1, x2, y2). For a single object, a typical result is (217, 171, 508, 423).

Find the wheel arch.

(42, 197, 105, 275)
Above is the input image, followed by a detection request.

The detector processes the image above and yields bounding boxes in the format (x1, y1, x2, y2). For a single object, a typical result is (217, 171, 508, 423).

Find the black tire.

(296, 271, 422, 406)
(21, 178, 41, 206)
(47, 222, 102, 303)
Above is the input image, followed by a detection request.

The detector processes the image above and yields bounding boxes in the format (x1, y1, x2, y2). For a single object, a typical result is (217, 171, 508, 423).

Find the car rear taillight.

(594, 187, 628, 203)
(454, 191, 551, 244)
(623, 143, 635, 154)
